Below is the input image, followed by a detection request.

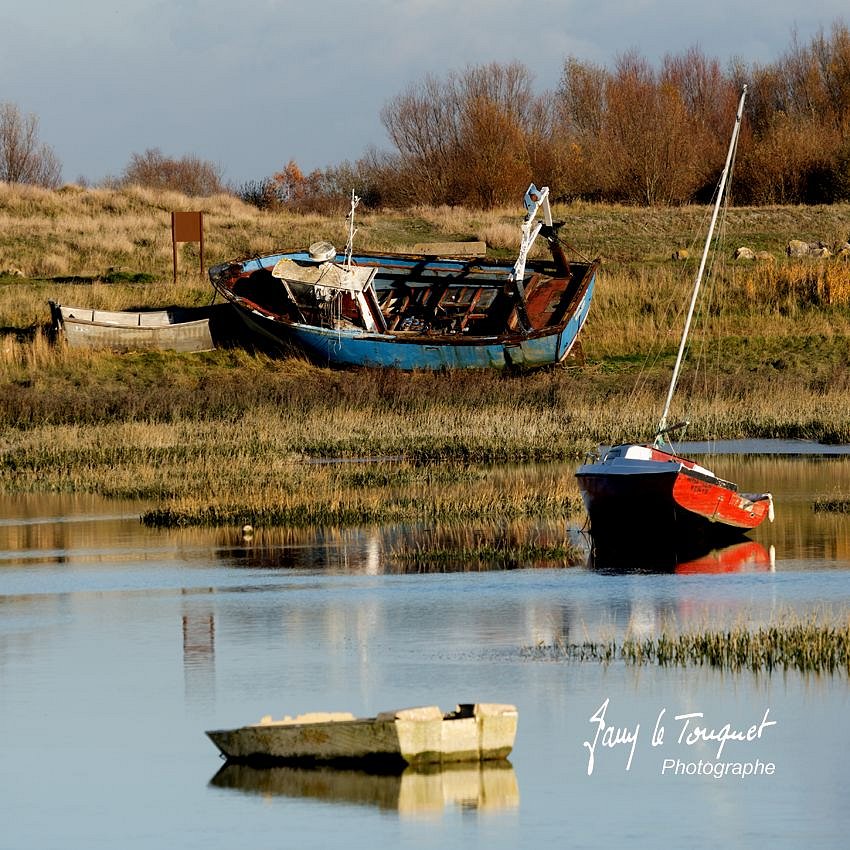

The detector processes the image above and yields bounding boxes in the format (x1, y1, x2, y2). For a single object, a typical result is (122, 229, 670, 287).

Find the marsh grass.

(389, 541, 585, 572)
(746, 260, 850, 310)
(3, 185, 850, 523)
(813, 496, 850, 513)
(137, 461, 582, 528)
(0, 413, 582, 527)
(525, 615, 850, 675)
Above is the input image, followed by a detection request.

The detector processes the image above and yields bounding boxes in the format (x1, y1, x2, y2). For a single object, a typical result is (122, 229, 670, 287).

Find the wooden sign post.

(171, 211, 204, 283)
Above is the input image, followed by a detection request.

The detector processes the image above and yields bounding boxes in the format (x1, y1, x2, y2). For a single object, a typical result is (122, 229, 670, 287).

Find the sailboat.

(575, 86, 774, 546)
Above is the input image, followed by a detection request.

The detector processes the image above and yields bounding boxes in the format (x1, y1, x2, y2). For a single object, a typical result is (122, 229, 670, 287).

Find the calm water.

(2, 454, 850, 849)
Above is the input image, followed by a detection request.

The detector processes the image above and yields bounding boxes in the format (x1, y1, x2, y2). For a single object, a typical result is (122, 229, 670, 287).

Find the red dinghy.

(576, 87, 774, 546)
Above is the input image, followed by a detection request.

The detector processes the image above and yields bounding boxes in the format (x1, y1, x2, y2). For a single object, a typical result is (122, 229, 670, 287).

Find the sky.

(2, 0, 848, 187)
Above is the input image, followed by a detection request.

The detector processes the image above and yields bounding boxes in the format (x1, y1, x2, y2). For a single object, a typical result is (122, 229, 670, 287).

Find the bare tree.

(380, 72, 462, 204)
(556, 50, 736, 204)
(122, 148, 224, 196)
(0, 102, 62, 187)
(380, 62, 550, 207)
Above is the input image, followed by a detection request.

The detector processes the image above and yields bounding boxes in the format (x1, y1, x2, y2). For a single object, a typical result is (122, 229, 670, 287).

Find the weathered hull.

(206, 703, 518, 767)
(209, 249, 596, 370)
(51, 303, 215, 353)
(233, 282, 592, 369)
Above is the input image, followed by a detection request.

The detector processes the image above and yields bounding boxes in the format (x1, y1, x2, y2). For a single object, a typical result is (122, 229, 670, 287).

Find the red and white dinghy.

(575, 444, 774, 542)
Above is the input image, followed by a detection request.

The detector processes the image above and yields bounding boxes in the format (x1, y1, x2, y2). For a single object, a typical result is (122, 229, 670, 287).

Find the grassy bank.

(2, 184, 850, 526)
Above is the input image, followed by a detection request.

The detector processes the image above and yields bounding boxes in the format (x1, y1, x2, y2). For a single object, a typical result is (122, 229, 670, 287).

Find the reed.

(389, 541, 585, 572)
(0, 417, 582, 526)
(525, 617, 850, 675)
(139, 469, 582, 529)
(813, 497, 850, 513)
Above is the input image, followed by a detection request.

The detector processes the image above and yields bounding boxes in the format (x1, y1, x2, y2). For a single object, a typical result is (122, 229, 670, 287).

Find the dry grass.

(746, 259, 850, 309)
(0, 413, 583, 527)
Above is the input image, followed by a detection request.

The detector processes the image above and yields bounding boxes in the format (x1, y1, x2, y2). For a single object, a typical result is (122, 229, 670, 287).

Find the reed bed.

(525, 618, 850, 675)
(0, 415, 582, 526)
(138, 464, 581, 529)
(389, 541, 585, 572)
(813, 497, 850, 513)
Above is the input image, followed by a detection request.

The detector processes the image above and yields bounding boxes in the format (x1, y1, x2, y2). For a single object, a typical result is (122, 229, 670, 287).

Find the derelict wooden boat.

(575, 87, 774, 545)
(50, 301, 215, 352)
(206, 703, 518, 767)
(209, 185, 597, 370)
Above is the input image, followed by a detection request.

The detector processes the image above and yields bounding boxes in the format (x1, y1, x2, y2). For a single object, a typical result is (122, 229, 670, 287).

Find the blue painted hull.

(236, 270, 594, 370)
(211, 249, 597, 370)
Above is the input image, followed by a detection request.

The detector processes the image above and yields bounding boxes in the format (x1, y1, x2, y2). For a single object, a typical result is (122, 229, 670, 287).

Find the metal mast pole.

(655, 85, 747, 443)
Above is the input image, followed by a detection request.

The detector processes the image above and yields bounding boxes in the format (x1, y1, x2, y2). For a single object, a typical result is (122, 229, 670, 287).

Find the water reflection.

(216, 519, 583, 573)
(587, 537, 774, 575)
(182, 589, 216, 707)
(210, 761, 519, 816)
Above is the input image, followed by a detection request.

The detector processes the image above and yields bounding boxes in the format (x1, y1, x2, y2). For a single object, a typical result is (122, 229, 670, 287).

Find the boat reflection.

(209, 760, 519, 816)
(674, 540, 774, 574)
(588, 537, 774, 575)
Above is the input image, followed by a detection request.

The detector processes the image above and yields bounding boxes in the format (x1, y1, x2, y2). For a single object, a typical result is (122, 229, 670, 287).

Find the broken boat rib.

(209, 185, 598, 370)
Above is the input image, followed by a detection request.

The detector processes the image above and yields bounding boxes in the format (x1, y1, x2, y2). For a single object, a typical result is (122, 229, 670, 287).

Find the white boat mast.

(512, 184, 552, 284)
(655, 86, 747, 445)
(344, 189, 360, 271)
(510, 184, 552, 330)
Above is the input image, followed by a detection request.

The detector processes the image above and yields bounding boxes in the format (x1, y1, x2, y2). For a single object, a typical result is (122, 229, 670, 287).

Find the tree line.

(3, 20, 850, 208)
(265, 20, 850, 209)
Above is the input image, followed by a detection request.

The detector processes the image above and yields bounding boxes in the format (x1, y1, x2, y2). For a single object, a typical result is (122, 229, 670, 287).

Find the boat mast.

(510, 184, 552, 332)
(655, 85, 747, 445)
(344, 189, 360, 271)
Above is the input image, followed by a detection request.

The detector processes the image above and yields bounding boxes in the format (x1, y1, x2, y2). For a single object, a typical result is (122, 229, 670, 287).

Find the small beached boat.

(206, 703, 518, 767)
(575, 87, 774, 546)
(50, 301, 215, 352)
(209, 185, 597, 369)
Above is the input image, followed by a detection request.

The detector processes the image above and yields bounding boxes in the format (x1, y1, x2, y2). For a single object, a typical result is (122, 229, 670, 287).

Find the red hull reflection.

(674, 540, 773, 574)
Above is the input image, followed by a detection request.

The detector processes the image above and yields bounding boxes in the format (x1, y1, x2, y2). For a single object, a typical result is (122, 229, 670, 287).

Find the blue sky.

(2, 0, 847, 186)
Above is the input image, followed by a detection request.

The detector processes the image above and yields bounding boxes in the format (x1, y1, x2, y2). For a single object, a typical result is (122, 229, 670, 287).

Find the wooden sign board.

(171, 211, 204, 283)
